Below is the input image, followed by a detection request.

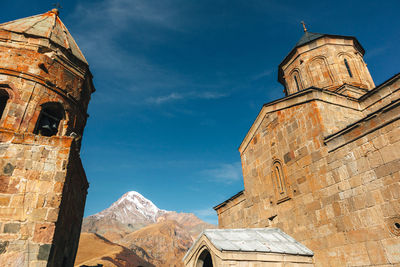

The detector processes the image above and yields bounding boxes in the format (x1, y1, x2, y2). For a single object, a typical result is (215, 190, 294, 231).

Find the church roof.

(0, 9, 87, 64)
(295, 31, 325, 47)
(184, 228, 314, 260)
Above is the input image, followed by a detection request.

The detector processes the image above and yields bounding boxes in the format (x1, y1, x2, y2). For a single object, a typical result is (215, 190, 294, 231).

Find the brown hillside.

(157, 212, 215, 240)
(119, 220, 193, 267)
(74, 233, 153, 267)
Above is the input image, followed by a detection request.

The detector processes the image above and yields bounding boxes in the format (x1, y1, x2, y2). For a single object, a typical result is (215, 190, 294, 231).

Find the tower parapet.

(0, 10, 94, 267)
(278, 31, 375, 97)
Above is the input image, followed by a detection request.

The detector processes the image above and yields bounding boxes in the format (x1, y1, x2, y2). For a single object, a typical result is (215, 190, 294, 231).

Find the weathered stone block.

(37, 244, 51, 261)
(0, 241, 8, 254)
(3, 223, 20, 234)
(2, 163, 15, 176)
(32, 223, 55, 243)
(0, 196, 10, 206)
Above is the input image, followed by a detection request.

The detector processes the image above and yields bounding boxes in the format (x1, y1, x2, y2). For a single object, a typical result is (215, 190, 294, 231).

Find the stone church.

(187, 30, 400, 266)
(0, 9, 94, 266)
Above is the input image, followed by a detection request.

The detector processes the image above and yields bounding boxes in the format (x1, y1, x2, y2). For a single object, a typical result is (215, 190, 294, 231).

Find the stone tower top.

(0, 10, 94, 139)
(278, 32, 375, 96)
(0, 9, 87, 65)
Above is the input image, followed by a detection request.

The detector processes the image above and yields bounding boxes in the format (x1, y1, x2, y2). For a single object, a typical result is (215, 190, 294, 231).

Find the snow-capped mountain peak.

(90, 191, 167, 225)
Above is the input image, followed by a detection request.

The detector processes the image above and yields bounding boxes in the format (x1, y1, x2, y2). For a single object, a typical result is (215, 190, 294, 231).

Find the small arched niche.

(34, 102, 65, 137)
(272, 160, 290, 203)
(308, 57, 333, 88)
(196, 248, 213, 267)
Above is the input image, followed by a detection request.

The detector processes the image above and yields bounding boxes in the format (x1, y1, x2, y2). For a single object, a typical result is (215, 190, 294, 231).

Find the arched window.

(291, 71, 302, 92)
(344, 58, 353, 78)
(0, 90, 9, 120)
(34, 103, 65, 137)
(294, 75, 300, 91)
(272, 160, 289, 203)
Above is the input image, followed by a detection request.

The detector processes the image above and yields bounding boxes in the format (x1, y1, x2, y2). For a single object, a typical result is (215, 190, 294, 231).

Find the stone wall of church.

(216, 87, 400, 266)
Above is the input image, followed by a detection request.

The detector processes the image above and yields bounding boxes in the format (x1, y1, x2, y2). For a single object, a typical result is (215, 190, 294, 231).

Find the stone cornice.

(213, 190, 244, 211)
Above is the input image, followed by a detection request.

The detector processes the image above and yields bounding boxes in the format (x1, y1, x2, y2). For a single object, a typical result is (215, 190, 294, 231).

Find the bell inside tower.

(34, 103, 65, 137)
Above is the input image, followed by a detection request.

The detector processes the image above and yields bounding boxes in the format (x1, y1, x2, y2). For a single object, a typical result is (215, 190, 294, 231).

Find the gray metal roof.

(295, 32, 325, 47)
(0, 9, 87, 64)
(204, 228, 313, 256)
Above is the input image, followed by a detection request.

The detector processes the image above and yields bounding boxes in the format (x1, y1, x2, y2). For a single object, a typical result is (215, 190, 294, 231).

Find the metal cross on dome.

(301, 21, 307, 32)
(52, 2, 63, 10)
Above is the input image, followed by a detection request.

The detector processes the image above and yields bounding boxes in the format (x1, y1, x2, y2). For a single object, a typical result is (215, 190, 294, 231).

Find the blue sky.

(2, 0, 400, 224)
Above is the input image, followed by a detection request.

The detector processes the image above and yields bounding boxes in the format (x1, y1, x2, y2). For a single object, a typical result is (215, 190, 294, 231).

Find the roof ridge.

(47, 12, 58, 41)
(58, 17, 72, 50)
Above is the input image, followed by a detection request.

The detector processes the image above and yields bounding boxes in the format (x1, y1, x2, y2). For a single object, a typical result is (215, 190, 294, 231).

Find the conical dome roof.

(295, 32, 325, 47)
(0, 9, 87, 64)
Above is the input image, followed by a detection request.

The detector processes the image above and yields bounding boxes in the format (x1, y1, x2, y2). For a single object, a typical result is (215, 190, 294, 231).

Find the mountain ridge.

(76, 191, 215, 267)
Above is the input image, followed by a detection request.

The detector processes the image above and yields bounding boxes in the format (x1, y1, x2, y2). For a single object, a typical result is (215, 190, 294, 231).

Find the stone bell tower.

(0, 9, 94, 267)
(278, 26, 375, 97)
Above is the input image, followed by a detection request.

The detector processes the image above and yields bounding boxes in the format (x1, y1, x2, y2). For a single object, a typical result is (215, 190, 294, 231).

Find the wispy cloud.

(146, 91, 228, 104)
(251, 69, 273, 80)
(365, 43, 393, 60)
(194, 208, 217, 225)
(68, 0, 189, 92)
(71, 0, 182, 31)
(202, 162, 243, 184)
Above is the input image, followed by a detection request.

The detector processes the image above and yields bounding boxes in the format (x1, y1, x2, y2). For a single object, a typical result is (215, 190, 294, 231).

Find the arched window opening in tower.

(34, 103, 65, 137)
(0, 90, 9, 120)
(294, 75, 300, 91)
(344, 58, 353, 78)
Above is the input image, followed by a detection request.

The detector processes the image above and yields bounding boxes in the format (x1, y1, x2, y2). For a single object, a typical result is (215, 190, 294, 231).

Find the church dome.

(278, 30, 374, 96)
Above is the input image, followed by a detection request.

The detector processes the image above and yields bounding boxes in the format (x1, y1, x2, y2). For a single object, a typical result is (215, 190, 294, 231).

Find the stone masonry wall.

(218, 101, 328, 229)
(47, 145, 88, 267)
(0, 132, 73, 266)
(216, 89, 400, 266)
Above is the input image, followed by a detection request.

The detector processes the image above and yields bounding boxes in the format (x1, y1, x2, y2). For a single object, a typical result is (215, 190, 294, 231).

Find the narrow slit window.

(0, 90, 9, 120)
(34, 103, 64, 137)
(275, 165, 284, 193)
(294, 75, 300, 91)
(344, 59, 353, 78)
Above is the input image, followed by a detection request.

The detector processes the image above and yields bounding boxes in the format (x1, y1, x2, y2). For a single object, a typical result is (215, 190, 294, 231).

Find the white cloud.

(202, 162, 243, 184)
(71, 0, 182, 31)
(146, 91, 228, 104)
